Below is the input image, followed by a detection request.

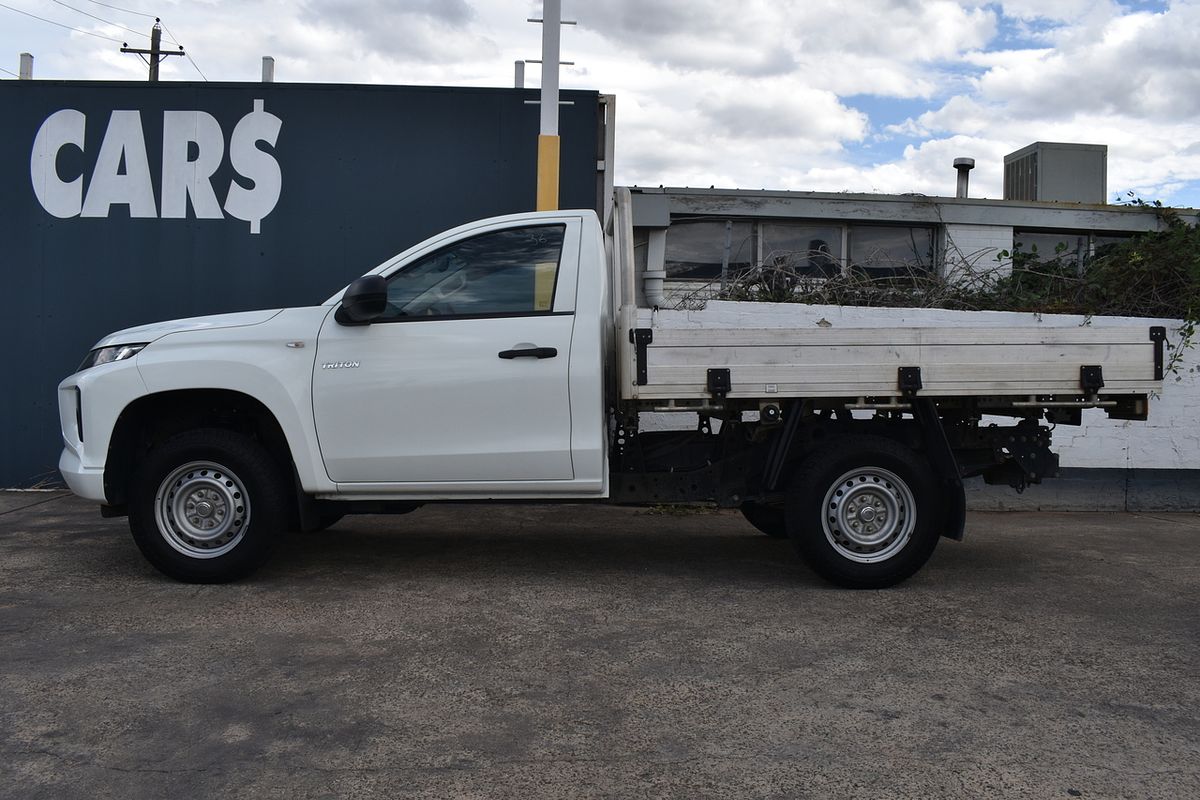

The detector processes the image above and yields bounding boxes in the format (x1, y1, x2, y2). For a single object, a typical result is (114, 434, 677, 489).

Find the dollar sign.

(224, 99, 282, 234)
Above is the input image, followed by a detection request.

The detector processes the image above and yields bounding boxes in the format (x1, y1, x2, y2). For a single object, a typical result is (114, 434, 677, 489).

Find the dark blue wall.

(0, 81, 600, 486)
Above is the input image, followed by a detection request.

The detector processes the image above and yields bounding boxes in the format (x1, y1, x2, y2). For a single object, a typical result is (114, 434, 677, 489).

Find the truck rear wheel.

(128, 429, 287, 583)
(786, 436, 940, 589)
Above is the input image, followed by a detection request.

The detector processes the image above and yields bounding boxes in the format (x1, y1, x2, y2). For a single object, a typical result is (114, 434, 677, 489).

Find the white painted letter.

(224, 99, 282, 234)
(30, 109, 86, 218)
(161, 111, 225, 219)
(81, 110, 158, 219)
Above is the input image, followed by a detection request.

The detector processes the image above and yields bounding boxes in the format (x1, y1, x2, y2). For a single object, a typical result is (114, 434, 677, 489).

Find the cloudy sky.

(4, 0, 1199, 206)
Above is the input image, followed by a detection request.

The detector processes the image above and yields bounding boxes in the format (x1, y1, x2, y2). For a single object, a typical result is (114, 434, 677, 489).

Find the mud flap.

(912, 398, 966, 541)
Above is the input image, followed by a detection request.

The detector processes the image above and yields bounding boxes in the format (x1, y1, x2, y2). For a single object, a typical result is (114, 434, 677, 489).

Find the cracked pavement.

(1, 493, 1198, 798)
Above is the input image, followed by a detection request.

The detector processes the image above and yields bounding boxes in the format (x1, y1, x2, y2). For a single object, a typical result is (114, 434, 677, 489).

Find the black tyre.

(128, 428, 289, 583)
(786, 435, 941, 589)
(740, 502, 788, 538)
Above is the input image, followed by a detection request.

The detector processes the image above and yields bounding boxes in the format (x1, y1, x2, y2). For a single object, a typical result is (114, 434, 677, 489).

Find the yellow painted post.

(536, 133, 560, 211)
(533, 260, 556, 310)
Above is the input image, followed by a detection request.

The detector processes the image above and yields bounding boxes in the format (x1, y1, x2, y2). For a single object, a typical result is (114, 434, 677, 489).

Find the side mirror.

(337, 275, 388, 324)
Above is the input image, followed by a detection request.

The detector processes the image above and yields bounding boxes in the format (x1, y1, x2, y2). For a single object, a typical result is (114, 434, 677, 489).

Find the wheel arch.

(762, 401, 965, 541)
(105, 389, 296, 508)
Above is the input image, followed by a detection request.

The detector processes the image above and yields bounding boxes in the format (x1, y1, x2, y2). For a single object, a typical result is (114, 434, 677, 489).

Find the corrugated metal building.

(0, 81, 609, 486)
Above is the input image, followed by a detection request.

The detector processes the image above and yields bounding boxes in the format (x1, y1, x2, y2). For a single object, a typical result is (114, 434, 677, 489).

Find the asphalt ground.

(1, 492, 1198, 799)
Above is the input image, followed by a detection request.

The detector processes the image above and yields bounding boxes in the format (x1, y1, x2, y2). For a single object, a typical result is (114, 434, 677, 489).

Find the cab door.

(312, 217, 581, 485)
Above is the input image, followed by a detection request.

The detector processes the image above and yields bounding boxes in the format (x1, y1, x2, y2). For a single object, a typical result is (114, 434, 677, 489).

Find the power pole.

(527, 1, 576, 211)
(121, 19, 184, 81)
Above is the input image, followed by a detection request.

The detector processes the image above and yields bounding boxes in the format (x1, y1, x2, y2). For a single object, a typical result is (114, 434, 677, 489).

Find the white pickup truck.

(58, 196, 1166, 588)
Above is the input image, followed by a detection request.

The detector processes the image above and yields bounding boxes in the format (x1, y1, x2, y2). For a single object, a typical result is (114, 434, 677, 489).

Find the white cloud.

(997, 0, 1120, 23)
(878, 1, 1200, 203)
(775, 135, 1010, 198)
(697, 84, 868, 145)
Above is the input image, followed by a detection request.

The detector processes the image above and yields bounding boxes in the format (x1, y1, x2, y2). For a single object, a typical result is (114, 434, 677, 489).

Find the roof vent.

(953, 157, 975, 199)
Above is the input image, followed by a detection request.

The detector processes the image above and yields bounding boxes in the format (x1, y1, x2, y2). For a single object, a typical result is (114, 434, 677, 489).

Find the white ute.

(58, 198, 1166, 587)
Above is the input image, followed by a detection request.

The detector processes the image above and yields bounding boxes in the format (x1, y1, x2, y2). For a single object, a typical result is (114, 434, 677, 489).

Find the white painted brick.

(943, 223, 1014, 279)
(1056, 350, 1198, 470)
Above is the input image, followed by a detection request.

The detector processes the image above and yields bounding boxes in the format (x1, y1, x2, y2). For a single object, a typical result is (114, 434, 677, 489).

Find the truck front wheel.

(786, 436, 940, 589)
(128, 429, 288, 583)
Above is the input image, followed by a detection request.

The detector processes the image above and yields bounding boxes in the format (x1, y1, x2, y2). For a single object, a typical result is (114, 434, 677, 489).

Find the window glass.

(848, 225, 935, 277)
(381, 225, 565, 319)
(664, 220, 754, 280)
(1013, 230, 1088, 269)
(1091, 233, 1134, 259)
(761, 222, 842, 278)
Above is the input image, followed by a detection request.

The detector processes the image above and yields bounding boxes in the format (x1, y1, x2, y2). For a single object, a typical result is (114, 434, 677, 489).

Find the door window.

(380, 225, 566, 319)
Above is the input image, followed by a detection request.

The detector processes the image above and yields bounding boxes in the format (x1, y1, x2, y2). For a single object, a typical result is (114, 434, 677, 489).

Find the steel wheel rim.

(154, 460, 250, 559)
(822, 466, 915, 564)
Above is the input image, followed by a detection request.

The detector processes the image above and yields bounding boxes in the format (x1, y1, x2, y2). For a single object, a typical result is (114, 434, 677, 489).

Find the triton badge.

(322, 361, 360, 369)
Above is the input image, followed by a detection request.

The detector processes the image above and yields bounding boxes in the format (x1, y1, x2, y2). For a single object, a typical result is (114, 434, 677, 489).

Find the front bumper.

(57, 357, 148, 504)
(58, 446, 107, 503)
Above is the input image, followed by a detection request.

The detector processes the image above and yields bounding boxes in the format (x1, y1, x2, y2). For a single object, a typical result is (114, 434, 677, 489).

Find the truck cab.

(59, 210, 612, 582)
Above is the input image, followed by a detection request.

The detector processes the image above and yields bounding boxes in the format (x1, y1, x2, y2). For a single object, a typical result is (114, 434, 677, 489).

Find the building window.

(1013, 230, 1087, 267)
(658, 218, 938, 284)
(664, 220, 754, 280)
(848, 224, 936, 277)
(1091, 233, 1135, 258)
(760, 222, 841, 278)
(1013, 230, 1133, 270)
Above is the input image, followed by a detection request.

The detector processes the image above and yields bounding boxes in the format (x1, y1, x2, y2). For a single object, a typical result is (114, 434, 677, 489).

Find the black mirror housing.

(337, 275, 388, 324)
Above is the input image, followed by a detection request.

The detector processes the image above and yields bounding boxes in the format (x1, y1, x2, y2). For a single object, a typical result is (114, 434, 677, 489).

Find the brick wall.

(942, 223, 1013, 279)
(1055, 352, 1197, 469)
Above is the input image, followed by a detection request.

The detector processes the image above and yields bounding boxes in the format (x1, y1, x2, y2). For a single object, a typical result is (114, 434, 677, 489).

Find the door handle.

(498, 346, 558, 359)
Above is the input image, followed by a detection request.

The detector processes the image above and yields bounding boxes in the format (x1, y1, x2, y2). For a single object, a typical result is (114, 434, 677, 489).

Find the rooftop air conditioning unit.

(1003, 142, 1107, 204)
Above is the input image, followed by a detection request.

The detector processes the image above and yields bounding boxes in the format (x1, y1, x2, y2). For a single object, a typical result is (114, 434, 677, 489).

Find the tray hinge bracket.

(1080, 365, 1104, 394)
(629, 328, 653, 386)
(707, 368, 731, 400)
(1150, 326, 1167, 380)
(898, 366, 923, 397)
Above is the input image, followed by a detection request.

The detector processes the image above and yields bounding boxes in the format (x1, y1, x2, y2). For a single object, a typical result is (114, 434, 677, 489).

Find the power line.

(80, 0, 155, 19)
(51, 0, 149, 39)
(2, 0, 205, 82)
(159, 21, 206, 81)
(0, 2, 124, 43)
(183, 50, 205, 80)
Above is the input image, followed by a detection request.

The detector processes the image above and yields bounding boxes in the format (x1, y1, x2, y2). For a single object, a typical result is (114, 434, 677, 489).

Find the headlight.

(78, 343, 148, 372)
